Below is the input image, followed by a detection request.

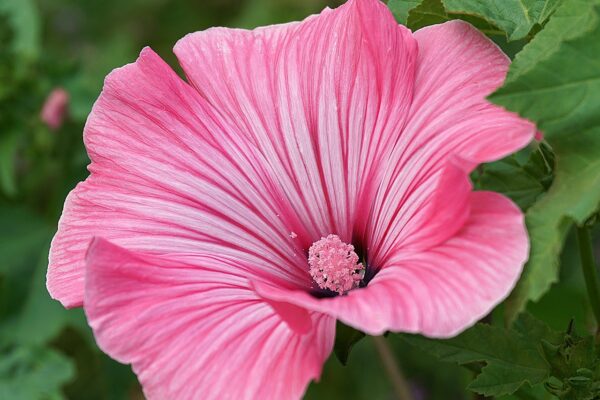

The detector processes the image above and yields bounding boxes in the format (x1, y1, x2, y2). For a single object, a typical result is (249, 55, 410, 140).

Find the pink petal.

(255, 192, 528, 337)
(48, 48, 313, 308)
(366, 20, 536, 265)
(174, 0, 417, 243)
(85, 239, 335, 400)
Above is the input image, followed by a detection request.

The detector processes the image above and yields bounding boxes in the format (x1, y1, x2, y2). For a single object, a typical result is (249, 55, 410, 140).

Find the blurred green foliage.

(0, 0, 599, 399)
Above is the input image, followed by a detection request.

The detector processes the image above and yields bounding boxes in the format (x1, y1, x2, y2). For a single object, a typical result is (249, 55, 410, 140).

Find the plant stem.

(576, 226, 600, 330)
(372, 336, 414, 400)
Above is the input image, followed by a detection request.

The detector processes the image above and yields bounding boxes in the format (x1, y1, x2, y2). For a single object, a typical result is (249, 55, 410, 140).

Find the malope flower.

(47, 0, 535, 398)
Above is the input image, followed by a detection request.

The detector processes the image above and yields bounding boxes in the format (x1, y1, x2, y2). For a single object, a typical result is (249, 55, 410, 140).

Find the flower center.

(308, 234, 365, 295)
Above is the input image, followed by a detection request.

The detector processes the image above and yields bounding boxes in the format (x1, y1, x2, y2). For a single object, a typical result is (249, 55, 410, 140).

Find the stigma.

(308, 234, 364, 295)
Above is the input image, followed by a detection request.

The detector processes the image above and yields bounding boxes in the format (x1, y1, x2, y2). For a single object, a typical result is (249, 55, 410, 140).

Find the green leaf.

(0, 345, 74, 400)
(506, 132, 600, 323)
(489, 3, 600, 323)
(475, 145, 553, 211)
(402, 0, 502, 35)
(498, 383, 556, 400)
(512, 312, 563, 345)
(442, 0, 559, 40)
(387, 0, 422, 24)
(333, 321, 365, 365)
(402, 315, 552, 396)
(491, 10, 600, 138)
(402, 315, 600, 398)
(388, 0, 558, 39)
(406, 0, 451, 30)
(506, 0, 599, 81)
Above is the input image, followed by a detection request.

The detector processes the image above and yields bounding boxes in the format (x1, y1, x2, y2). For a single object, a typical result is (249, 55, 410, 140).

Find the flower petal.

(367, 20, 536, 264)
(255, 192, 528, 337)
(48, 48, 312, 308)
(84, 239, 335, 400)
(174, 0, 417, 242)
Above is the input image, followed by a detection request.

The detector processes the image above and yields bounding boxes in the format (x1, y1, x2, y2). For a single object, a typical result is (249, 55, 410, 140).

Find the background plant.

(0, 0, 599, 399)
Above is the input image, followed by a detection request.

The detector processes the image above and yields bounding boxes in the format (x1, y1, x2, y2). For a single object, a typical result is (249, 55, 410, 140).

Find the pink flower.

(47, 0, 535, 398)
(41, 88, 69, 130)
